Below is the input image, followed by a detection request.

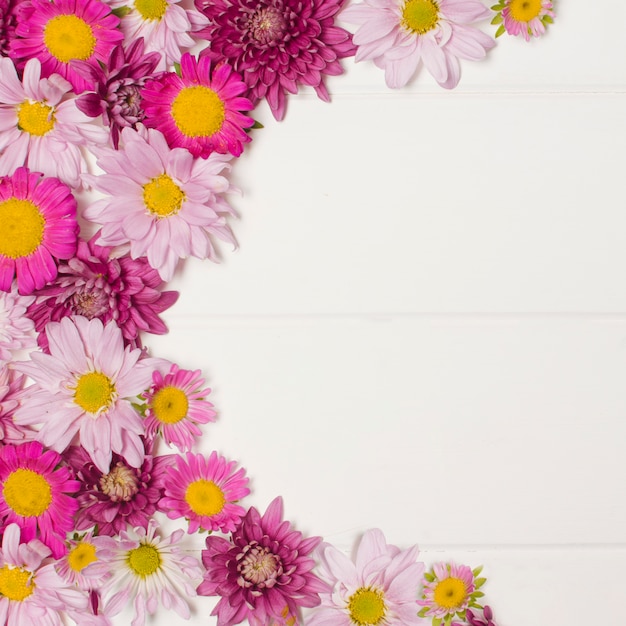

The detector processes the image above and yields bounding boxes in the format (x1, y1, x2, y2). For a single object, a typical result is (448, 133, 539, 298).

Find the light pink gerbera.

(0, 287, 35, 363)
(83, 126, 238, 281)
(0, 442, 79, 558)
(9, 0, 123, 93)
(0, 57, 108, 188)
(0, 166, 78, 295)
(491, 0, 554, 40)
(142, 364, 216, 450)
(309, 528, 425, 626)
(0, 523, 89, 624)
(141, 52, 254, 158)
(341, 0, 495, 89)
(14, 315, 158, 473)
(159, 451, 250, 533)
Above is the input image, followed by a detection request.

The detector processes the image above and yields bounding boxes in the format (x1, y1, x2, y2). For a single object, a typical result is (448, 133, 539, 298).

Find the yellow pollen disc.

(433, 577, 468, 610)
(402, 0, 440, 34)
(135, 0, 168, 20)
(73, 371, 116, 414)
(68, 542, 98, 573)
(127, 544, 161, 578)
(185, 479, 226, 517)
(17, 100, 55, 136)
(508, 0, 542, 22)
(151, 385, 189, 424)
(347, 587, 386, 625)
(142, 174, 185, 218)
(3, 468, 52, 517)
(0, 565, 35, 602)
(0, 198, 45, 259)
(43, 15, 96, 63)
(171, 86, 226, 138)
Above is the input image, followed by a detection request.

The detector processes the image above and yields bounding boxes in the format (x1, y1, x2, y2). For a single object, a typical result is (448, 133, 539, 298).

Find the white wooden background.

(114, 1, 626, 623)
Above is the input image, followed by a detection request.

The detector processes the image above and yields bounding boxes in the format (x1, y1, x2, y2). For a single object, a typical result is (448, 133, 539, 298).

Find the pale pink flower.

(55, 532, 112, 592)
(0, 365, 35, 443)
(492, 0, 554, 40)
(0, 287, 35, 364)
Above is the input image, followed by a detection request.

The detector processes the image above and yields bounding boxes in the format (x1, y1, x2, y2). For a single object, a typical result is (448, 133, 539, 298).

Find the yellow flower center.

(151, 385, 189, 424)
(508, 0, 542, 22)
(3, 468, 52, 517)
(17, 101, 55, 136)
(142, 174, 185, 218)
(135, 0, 168, 20)
(0, 198, 45, 259)
(402, 0, 440, 34)
(0, 566, 35, 601)
(347, 587, 386, 625)
(433, 577, 468, 610)
(127, 544, 161, 578)
(67, 542, 98, 573)
(171, 86, 225, 138)
(185, 479, 225, 517)
(43, 15, 96, 63)
(73, 371, 116, 414)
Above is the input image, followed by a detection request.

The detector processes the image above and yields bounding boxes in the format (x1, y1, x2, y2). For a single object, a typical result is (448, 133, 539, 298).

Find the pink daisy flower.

(491, 0, 554, 40)
(55, 532, 112, 592)
(0, 166, 78, 295)
(14, 315, 158, 473)
(141, 52, 254, 158)
(0, 287, 35, 363)
(341, 0, 495, 89)
(0, 441, 79, 558)
(83, 126, 238, 281)
(159, 451, 249, 534)
(198, 496, 327, 626)
(9, 0, 123, 93)
(0, 57, 108, 188)
(0, 523, 89, 624)
(194, 0, 356, 121)
(142, 364, 216, 450)
(0, 366, 35, 443)
(309, 528, 424, 626)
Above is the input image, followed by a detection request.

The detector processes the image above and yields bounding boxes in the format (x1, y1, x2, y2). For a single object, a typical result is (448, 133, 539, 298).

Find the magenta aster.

(141, 52, 254, 158)
(0, 166, 78, 295)
(199, 496, 326, 626)
(9, 0, 123, 93)
(194, 0, 356, 120)
(0, 365, 34, 443)
(0, 441, 79, 558)
(26, 235, 178, 352)
(159, 451, 249, 533)
(142, 364, 216, 450)
(491, 0, 554, 40)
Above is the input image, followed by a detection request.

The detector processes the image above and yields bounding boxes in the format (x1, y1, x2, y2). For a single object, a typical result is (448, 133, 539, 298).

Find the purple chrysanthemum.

(199, 496, 327, 626)
(75, 39, 162, 148)
(195, 0, 356, 120)
(26, 235, 178, 351)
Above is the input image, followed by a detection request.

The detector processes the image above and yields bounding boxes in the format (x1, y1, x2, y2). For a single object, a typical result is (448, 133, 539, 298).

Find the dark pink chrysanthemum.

(195, 0, 356, 120)
(26, 235, 178, 351)
(0, 0, 22, 56)
(141, 52, 254, 158)
(10, 0, 123, 93)
(0, 441, 79, 558)
(198, 496, 327, 626)
(0, 166, 78, 295)
(159, 451, 249, 534)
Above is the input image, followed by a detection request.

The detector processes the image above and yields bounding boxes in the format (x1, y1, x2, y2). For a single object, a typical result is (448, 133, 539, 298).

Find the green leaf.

(112, 5, 131, 17)
(173, 62, 182, 77)
(491, 14, 503, 25)
(250, 119, 264, 130)
(424, 572, 436, 582)
(475, 577, 487, 588)
(495, 24, 506, 37)
(418, 608, 429, 618)
(472, 565, 483, 577)
(543, 15, 554, 24)
(473, 591, 485, 598)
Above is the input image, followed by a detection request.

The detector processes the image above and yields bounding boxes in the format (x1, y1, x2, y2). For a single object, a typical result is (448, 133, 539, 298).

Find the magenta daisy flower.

(159, 451, 249, 534)
(464, 606, 499, 626)
(194, 0, 355, 121)
(491, 0, 554, 40)
(14, 315, 158, 473)
(199, 496, 326, 626)
(0, 287, 35, 363)
(0, 365, 35, 443)
(9, 0, 123, 93)
(309, 528, 424, 626)
(142, 364, 216, 450)
(26, 235, 179, 352)
(341, 0, 495, 89)
(0, 166, 78, 295)
(141, 52, 254, 158)
(0, 441, 79, 558)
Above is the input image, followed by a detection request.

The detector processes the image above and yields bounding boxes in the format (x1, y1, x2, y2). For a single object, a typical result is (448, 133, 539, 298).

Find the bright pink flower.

(199, 496, 326, 626)
(492, 0, 554, 40)
(141, 53, 254, 158)
(0, 442, 79, 558)
(0, 166, 78, 295)
(159, 451, 249, 533)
